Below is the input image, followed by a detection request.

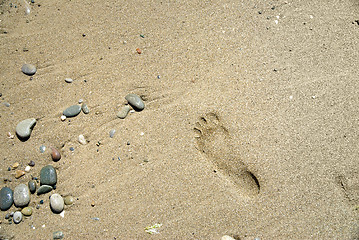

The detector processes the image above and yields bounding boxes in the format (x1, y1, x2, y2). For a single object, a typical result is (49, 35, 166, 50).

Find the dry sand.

(0, 0, 358, 239)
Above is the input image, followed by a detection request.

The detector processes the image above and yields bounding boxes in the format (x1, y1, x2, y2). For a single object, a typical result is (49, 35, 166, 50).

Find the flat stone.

(21, 64, 37, 76)
(40, 165, 57, 186)
(16, 118, 36, 140)
(13, 184, 30, 208)
(53, 231, 64, 239)
(64, 78, 73, 83)
(81, 103, 89, 114)
(37, 185, 53, 195)
(63, 195, 75, 205)
(0, 187, 13, 211)
(50, 193, 64, 213)
(125, 94, 145, 111)
(15, 170, 25, 179)
(28, 180, 36, 194)
(78, 134, 87, 145)
(21, 207, 32, 216)
(116, 105, 130, 119)
(13, 211, 22, 224)
(63, 105, 81, 117)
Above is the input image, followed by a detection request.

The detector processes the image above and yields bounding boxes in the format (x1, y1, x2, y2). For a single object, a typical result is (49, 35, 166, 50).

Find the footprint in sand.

(194, 112, 260, 197)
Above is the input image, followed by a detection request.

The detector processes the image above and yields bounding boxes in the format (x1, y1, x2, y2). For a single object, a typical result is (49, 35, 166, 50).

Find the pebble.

(40, 165, 57, 186)
(64, 78, 73, 83)
(21, 64, 37, 76)
(50, 147, 61, 161)
(15, 118, 36, 140)
(125, 94, 145, 111)
(12, 162, 19, 169)
(28, 160, 35, 167)
(53, 231, 64, 239)
(13, 184, 30, 207)
(78, 134, 87, 145)
(21, 207, 32, 216)
(50, 193, 64, 213)
(81, 103, 89, 114)
(39, 145, 46, 153)
(116, 105, 130, 119)
(78, 99, 83, 104)
(63, 195, 75, 205)
(109, 129, 116, 138)
(24, 165, 31, 172)
(60, 115, 66, 121)
(221, 236, 236, 240)
(13, 211, 22, 224)
(3, 102, 10, 107)
(15, 170, 25, 179)
(0, 187, 13, 211)
(63, 105, 81, 117)
(28, 180, 36, 193)
(37, 185, 53, 195)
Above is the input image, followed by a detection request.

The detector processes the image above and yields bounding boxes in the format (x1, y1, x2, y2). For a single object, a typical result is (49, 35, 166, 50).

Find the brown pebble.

(91, 200, 95, 207)
(50, 147, 61, 161)
(28, 160, 35, 167)
(136, 48, 142, 54)
(12, 162, 19, 169)
(15, 170, 25, 179)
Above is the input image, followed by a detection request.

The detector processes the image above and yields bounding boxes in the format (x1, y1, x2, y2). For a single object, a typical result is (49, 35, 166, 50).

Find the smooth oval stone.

(37, 185, 53, 195)
(40, 165, 57, 186)
(125, 94, 145, 111)
(21, 206, 32, 216)
(13, 184, 30, 208)
(50, 147, 61, 161)
(28, 180, 37, 194)
(116, 105, 130, 119)
(63, 105, 81, 117)
(0, 187, 13, 211)
(81, 103, 89, 114)
(53, 231, 64, 239)
(13, 211, 22, 224)
(15, 118, 36, 139)
(63, 195, 75, 205)
(21, 64, 37, 76)
(50, 193, 64, 213)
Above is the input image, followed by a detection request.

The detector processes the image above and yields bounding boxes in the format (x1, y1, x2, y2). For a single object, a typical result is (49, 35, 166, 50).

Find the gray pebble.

(28, 180, 37, 194)
(50, 193, 64, 213)
(64, 78, 73, 83)
(109, 129, 116, 138)
(0, 187, 13, 211)
(40, 165, 57, 186)
(125, 94, 145, 111)
(78, 99, 83, 104)
(13, 184, 30, 208)
(53, 231, 64, 239)
(3, 102, 10, 107)
(116, 105, 130, 119)
(15, 118, 36, 140)
(39, 145, 46, 153)
(21, 64, 37, 76)
(13, 211, 22, 224)
(37, 185, 53, 195)
(81, 103, 89, 114)
(63, 105, 81, 117)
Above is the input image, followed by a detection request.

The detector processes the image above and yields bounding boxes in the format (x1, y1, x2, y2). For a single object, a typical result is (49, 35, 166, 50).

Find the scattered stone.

(50, 194, 64, 213)
(3, 102, 10, 107)
(28, 180, 36, 194)
(116, 105, 130, 119)
(21, 64, 36, 76)
(13, 184, 30, 207)
(69, 147, 75, 151)
(64, 78, 73, 83)
(109, 129, 116, 138)
(21, 207, 32, 216)
(13, 211, 22, 224)
(28, 160, 35, 167)
(63, 195, 75, 205)
(125, 94, 145, 111)
(60, 115, 66, 121)
(221, 236, 236, 240)
(78, 99, 83, 104)
(12, 162, 19, 169)
(0, 187, 13, 211)
(7, 132, 14, 139)
(50, 147, 61, 161)
(78, 134, 87, 145)
(39, 200, 44, 204)
(39, 145, 46, 153)
(53, 231, 64, 239)
(15, 118, 36, 140)
(24, 166, 31, 172)
(15, 170, 25, 179)
(37, 185, 53, 195)
(63, 105, 81, 117)
(81, 103, 89, 114)
(5, 213, 10, 219)
(40, 165, 57, 186)
(91, 200, 95, 207)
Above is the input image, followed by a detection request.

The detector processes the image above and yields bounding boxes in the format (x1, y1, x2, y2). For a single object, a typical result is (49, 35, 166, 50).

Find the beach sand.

(0, 0, 358, 239)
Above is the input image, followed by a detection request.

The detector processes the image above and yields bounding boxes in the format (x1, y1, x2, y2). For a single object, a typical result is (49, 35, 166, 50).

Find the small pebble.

(15, 170, 25, 179)
(63, 195, 75, 205)
(24, 166, 31, 172)
(136, 48, 142, 54)
(28, 160, 35, 167)
(78, 99, 83, 104)
(15, 118, 36, 140)
(13, 211, 22, 224)
(50, 194, 64, 213)
(116, 105, 130, 119)
(40, 165, 57, 186)
(13, 184, 30, 207)
(109, 129, 116, 138)
(125, 94, 145, 111)
(28, 180, 36, 193)
(3, 102, 10, 107)
(64, 78, 73, 83)
(21, 207, 32, 216)
(12, 162, 19, 169)
(0, 187, 13, 211)
(21, 64, 36, 76)
(81, 103, 89, 114)
(60, 115, 66, 121)
(78, 134, 87, 145)
(69, 147, 75, 151)
(53, 231, 64, 239)
(91, 200, 95, 207)
(221, 236, 236, 240)
(39, 145, 46, 153)
(39, 200, 44, 204)
(37, 185, 53, 195)
(50, 147, 61, 161)
(7, 132, 14, 139)
(63, 105, 81, 117)
(5, 213, 10, 219)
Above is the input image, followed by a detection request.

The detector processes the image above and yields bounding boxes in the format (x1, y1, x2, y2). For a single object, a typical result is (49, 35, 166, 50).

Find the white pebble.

(221, 236, 236, 240)
(50, 193, 64, 213)
(78, 99, 83, 104)
(13, 211, 22, 224)
(25, 166, 31, 172)
(60, 115, 66, 121)
(65, 78, 73, 83)
(109, 129, 116, 138)
(78, 134, 87, 145)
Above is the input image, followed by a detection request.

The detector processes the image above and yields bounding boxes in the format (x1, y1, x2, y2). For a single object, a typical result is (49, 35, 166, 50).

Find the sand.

(0, 0, 358, 239)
